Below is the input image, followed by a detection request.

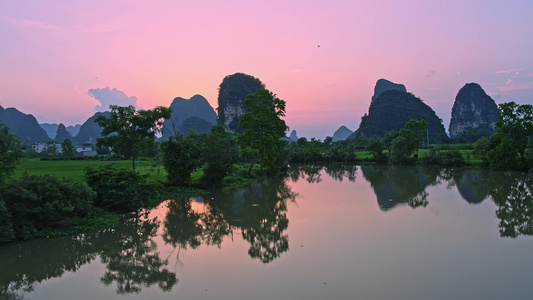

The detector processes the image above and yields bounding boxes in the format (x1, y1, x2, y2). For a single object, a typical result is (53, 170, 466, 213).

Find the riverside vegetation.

(0, 93, 532, 243)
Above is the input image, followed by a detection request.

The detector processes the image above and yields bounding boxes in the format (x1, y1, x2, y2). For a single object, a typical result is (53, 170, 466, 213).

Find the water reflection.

(287, 164, 357, 184)
(489, 172, 533, 238)
(361, 165, 441, 210)
(0, 210, 177, 298)
(98, 212, 177, 294)
(3, 166, 533, 299)
(205, 178, 297, 263)
(439, 169, 490, 204)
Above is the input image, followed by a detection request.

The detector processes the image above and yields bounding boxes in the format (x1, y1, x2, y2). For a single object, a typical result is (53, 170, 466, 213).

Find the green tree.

(238, 89, 288, 174)
(160, 131, 201, 186)
(486, 102, 533, 170)
(199, 125, 238, 187)
(61, 138, 74, 159)
(402, 118, 427, 157)
(391, 119, 427, 163)
(0, 123, 21, 184)
(95, 105, 171, 171)
(366, 137, 386, 162)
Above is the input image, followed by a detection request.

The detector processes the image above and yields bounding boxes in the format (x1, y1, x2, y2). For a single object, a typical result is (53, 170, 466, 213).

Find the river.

(1, 164, 532, 299)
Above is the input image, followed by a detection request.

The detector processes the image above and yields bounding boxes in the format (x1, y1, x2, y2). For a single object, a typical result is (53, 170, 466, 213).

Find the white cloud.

(0, 16, 59, 31)
(88, 87, 138, 112)
(494, 68, 526, 74)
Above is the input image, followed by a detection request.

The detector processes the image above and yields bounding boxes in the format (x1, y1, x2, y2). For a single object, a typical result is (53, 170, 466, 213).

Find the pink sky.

(1, 0, 532, 139)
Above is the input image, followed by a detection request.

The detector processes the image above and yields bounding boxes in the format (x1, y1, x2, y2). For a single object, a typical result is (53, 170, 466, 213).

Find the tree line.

(0, 87, 531, 243)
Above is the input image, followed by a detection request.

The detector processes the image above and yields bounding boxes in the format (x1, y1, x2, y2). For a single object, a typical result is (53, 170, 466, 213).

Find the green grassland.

(14, 159, 168, 182)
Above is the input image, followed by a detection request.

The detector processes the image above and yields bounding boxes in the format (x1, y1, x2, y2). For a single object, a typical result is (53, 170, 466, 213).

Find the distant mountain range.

(1, 75, 501, 145)
(0, 104, 49, 144)
(40, 123, 81, 139)
(161, 94, 217, 139)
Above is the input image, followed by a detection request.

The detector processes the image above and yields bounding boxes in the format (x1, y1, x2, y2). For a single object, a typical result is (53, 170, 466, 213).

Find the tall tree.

(160, 131, 201, 186)
(95, 105, 171, 170)
(238, 89, 288, 174)
(487, 102, 533, 170)
(61, 138, 74, 159)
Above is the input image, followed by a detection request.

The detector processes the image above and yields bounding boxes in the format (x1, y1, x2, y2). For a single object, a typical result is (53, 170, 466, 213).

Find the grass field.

(14, 159, 168, 182)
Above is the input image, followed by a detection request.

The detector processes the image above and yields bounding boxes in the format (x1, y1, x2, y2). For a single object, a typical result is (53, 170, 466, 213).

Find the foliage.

(2, 174, 95, 240)
(390, 119, 427, 164)
(0, 123, 22, 184)
(421, 147, 466, 167)
(198, 125, 238, 187)
(95, 105, 171, 170)
(0, 200, 15, 242)
(238, 89, 288, 174)
(366, 137, 387, 162)
(486, 102, 533, 170)
(61, 138, 74, 158)
(217, 73, 265, 133)
(85, 165, 163, 212)
(472, 136, 490, 160)
(160, 132, 202, 186)
(391, 136, 416, 164)
(303, 138, 323, 162)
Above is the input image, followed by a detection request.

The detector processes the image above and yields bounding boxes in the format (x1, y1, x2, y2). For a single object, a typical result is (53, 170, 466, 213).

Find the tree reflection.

(162, 198, 231, 256)
(287, 164, 323, 183)
(324, 164, 357, 182)
(205, 178, 297, 264)
(361, 165, 440, 211)
(488, 172, 533, 238)
(98, 211, 177, 294)
(0, 210, 178, 297)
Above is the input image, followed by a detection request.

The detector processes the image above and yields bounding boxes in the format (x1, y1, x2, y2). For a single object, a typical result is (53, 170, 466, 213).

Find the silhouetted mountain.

(289, 130, 298, 142)
(161, 94, 217, 138)
(40, 123, 81, 139)
(54, 123, 72, 142)
(180, 116, 214, 134)
(217, 73, 265, 133)
(73, 111, 110, 145)
(372, 78, 407, 103)
(0, 105, 50, 144)
(353, 85, 448, 143)
(449, 83, 498, 140)
(40, 123, 58, 139)
(332, 126, 353, 141)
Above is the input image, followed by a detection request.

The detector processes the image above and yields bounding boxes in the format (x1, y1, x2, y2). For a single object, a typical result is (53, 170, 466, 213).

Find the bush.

(2, 174, 95, 239)
(85, 165, 163, 212)
(421, 148, 466, 167)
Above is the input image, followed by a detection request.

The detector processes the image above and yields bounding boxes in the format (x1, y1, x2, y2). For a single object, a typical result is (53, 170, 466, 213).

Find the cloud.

(426, 70, 438, 78)
(0, 16, 59, 31)
(494, 68, 526, 74)
(88, 87, 138, 112)
(494, 82, 533, 92)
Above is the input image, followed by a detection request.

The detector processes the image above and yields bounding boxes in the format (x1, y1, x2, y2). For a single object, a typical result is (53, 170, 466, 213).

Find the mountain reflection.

(361, 165, 441, 211)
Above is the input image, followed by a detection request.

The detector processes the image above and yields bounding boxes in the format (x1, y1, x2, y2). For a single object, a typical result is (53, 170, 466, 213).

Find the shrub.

(85, 165, 163, 212)
(2, 174, 95, 239)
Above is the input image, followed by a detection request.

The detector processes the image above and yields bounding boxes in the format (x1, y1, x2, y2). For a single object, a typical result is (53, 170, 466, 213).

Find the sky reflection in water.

(1, 165, 533, 300)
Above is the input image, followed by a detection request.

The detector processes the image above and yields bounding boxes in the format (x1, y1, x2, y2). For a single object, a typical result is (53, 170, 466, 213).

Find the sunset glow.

(1, 0, 532, 138)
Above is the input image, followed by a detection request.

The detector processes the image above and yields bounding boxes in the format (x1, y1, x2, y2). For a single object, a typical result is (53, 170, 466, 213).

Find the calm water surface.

(1, 165, 533, 299)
